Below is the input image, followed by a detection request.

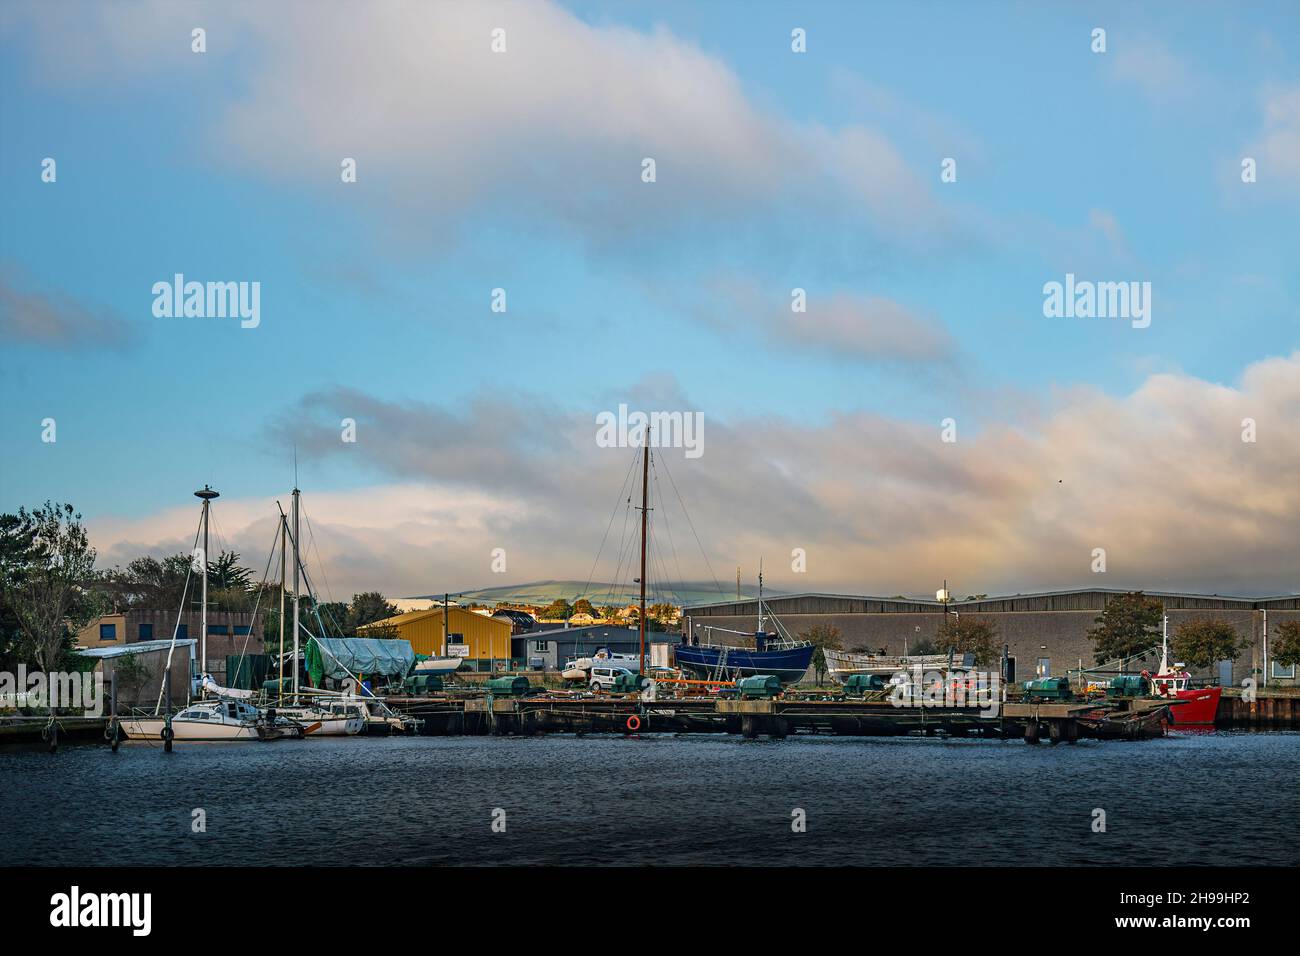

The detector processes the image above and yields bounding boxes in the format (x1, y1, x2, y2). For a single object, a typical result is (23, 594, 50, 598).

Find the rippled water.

(2, 731, 1297, 866)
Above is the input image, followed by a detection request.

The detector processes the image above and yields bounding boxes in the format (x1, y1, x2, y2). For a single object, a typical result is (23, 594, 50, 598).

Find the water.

(2, 731, 1297, 866)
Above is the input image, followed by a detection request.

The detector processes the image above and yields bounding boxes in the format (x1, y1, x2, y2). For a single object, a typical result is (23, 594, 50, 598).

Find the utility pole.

(638, 446, 650, 676)
(291, 486, 300, 697)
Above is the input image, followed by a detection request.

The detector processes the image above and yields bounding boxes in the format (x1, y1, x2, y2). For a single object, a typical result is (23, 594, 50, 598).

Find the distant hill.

(408, 580, 766, 607)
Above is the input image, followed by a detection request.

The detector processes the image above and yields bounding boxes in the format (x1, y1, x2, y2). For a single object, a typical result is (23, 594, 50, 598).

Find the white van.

(589, 665, 635, 692)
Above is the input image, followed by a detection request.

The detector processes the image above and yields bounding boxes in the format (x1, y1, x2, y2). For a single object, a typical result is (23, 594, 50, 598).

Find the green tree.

(936, 615, 999, 666)
(799, 623, 844, 685)
(111, 652, 152, 706)
(1272, 620, 1300, 669)
(0, 503, 103, 672)
(909, 636, 937, 655)
(1088, 591, 1164, 668)
(1172, 618, 1243, 671)
(542, 598, 572, 620)
(572, 598, 595, 617)
(347, 592, 398, 632)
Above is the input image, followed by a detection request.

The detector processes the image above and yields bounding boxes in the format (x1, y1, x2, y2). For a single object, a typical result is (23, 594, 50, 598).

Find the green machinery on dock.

(842, 674, 888, 697)
(1021, 676, 1073, 700)
(1106, 674, 1150, 699)
(735, 674, 783, 699)
(486, 676, 532, 697)
(404, 674, 444, 695)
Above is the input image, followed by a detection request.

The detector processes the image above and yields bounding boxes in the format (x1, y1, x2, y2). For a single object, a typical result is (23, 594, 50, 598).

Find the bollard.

(163, 680, 173, 753)
(46, 716, 58, 753)
(109, 671, 120, 752)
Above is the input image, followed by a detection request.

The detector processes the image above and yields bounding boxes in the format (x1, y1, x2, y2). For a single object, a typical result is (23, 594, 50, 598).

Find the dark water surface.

(2, 731, 1297, 866)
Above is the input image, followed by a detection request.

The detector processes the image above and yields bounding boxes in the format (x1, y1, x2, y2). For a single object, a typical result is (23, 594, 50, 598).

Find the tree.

(0, 503, 103, 672)
(572, 598, 595, 617)
(1272, 620, 1300, 669)
(648, 602, 678, 623)
(798, 623, 844, 685)
(206, 551, 252, 592)
(909, 636, 937, 656)
(936, 615, 999, 666)
(347, 592, 398, 632)
(1172, 618, 1243, 671)
(98, 553, 194, 610)
(542, 598, 572, 621)
(111, 652, 152, 706)
(1088, 591, 1164, 668)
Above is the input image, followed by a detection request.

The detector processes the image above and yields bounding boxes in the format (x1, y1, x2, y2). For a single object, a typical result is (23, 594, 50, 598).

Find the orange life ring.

(625, 715, 641, 732)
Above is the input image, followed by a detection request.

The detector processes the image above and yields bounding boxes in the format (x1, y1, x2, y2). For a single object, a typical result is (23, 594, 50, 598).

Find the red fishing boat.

(1146, 616, 1221, 726)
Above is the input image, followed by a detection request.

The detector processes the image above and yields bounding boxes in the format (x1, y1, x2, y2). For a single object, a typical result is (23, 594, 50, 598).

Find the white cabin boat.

(121, 699, 262, 741)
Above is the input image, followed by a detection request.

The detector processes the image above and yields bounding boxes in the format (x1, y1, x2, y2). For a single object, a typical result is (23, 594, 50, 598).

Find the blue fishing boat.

(676, 566, 815, 685)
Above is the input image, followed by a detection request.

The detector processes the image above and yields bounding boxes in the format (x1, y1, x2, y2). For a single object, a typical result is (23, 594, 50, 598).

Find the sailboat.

(675, 565, 815, 685)
(121, 486, 305, 742)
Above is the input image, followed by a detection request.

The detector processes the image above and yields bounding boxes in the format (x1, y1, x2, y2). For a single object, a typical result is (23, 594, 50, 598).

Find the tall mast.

(194, 485, 219, 688)
(757, 559, 765, 633)
(638, 446, 649, 676)
(292, 486, 301, 697)
(278, 512, 287, 704)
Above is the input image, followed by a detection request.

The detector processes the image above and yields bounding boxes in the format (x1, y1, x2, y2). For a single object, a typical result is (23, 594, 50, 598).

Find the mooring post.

(163, 679, 173, 753)
(46, 716, 58, 753)
(1023, 720, 1040, 745)
(109, 671, 120, 752)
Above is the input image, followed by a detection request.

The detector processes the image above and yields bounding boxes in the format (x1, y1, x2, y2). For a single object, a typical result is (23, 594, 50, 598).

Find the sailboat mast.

(292, 486, 301, 697)
(194, 485, 219, 687)
(758, 560, 765, 634)
(278, 512, 287, 704)
(638, 446, 649, 675)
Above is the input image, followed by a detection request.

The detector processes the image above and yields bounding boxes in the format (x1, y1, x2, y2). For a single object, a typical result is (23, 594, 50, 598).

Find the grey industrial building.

(681, 589, 1300, 687)
(517, 624, 678, 670)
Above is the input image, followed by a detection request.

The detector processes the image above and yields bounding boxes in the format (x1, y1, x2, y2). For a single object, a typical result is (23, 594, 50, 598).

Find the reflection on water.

(2, 731, 1297, 866)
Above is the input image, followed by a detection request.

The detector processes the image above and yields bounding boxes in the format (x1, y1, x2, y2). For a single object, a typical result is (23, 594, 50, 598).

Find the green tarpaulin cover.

(307, 636, 415, 686)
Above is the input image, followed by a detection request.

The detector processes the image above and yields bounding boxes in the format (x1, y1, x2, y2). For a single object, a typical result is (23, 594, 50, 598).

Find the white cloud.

(89, 354, 1300, 599)
(4, 0, 946, 249)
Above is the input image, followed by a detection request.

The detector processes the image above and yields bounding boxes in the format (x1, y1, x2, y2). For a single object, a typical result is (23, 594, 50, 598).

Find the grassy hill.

(408, 580, 763, 607)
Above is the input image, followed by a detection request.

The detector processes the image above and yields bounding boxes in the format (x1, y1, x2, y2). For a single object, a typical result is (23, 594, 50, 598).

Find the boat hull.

(1167, 686, 1221, 726)
(674, 643, 814, 684)
(119, 717, 260, 741)
(414, 657, 463, 677)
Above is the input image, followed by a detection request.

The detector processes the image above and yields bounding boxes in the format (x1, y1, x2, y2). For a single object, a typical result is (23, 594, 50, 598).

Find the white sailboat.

(121, 485, 303, 742)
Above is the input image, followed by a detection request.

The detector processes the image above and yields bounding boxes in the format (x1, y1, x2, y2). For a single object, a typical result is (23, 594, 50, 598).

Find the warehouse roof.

(683, 587, 1296, 614)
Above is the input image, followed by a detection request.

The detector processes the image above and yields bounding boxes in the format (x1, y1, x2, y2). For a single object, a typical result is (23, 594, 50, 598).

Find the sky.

(1, 0, 1297, 603)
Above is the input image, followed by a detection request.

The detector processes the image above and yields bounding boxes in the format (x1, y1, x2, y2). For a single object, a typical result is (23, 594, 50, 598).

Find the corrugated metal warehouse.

(357, 607, 512, 670)
(682, 589, 1300, 687)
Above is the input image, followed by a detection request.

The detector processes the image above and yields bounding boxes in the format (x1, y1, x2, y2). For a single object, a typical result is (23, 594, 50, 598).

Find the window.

(234, 625, 251, 635)
(534, 640, 550, 651)
(1272, 661, 1297, 679)
(209, 625, 229, 635)
(100, 623, 117, 641)
(1036, 657, 1051, 679)
(175, 624, 188, 639)
(138, 623, 153, 641)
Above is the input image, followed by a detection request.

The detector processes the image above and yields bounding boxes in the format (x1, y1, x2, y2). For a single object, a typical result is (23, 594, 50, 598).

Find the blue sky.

(1, 1, 1297, 598)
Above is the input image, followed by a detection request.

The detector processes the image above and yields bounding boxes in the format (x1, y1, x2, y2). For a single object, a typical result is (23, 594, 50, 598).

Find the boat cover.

(307, 637, 416, 685)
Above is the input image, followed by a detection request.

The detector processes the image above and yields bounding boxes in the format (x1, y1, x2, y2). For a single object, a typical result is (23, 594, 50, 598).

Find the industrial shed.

(357, 607, 512, 671)
(682, 589, 1300, 687)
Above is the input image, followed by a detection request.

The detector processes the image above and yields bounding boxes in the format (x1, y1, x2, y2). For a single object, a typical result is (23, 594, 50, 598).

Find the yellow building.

(357, 607, 512, 668)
